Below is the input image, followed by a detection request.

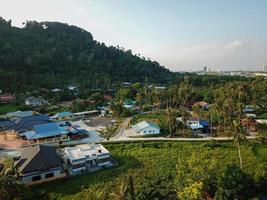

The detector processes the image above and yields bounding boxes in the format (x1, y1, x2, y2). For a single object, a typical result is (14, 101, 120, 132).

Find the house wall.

(20, 168, 62, 184)
(140, 127, 160, 135)
(187, 121, 200, 126)
(66, 154, 112, 174)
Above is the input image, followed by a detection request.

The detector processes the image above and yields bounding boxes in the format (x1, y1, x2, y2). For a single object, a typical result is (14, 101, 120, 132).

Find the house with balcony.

(63, 144, 113, 175)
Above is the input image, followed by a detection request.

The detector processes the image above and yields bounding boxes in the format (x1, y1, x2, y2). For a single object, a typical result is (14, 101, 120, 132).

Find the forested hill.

(0, 17, 174, 91)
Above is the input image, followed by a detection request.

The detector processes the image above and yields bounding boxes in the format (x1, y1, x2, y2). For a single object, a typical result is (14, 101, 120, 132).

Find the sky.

(1, 0, 267, 71)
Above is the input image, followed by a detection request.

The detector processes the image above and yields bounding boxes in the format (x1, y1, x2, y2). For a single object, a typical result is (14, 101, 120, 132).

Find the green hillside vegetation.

(0, 17, 251, 93)
(32, 141, 267, 200)
(0, 17, 174, 91)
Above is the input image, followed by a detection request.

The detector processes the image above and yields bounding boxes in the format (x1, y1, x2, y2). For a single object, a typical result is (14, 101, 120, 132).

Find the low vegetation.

(0, 104, 20, 115)
(32, 141, 267, 200)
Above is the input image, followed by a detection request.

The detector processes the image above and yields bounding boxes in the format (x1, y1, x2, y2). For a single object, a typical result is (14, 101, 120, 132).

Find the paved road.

(109, 117, 256, 142)
(111, 117, 132, 140)
(107, 136, 256, 142)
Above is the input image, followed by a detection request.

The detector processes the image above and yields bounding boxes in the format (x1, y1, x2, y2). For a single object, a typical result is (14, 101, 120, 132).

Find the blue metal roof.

(25, 122, 69, 140)
(0, 120, 16, 127)
(6, 111, 34, 118)
(52, 112, 73, 118)
(1, 114, 51, 132)
(132, 121, 160, 131)
(199, 120, 209, 127)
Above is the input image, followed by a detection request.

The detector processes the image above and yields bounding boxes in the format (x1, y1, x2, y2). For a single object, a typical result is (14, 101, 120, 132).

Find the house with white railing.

(63, 144, 113, 175)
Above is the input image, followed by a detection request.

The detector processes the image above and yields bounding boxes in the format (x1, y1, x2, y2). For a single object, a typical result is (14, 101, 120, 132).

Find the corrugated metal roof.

(25, 122, 69, 140)
(6, 111, 34, 118)
(52, 112, 73, 119)
(132, 121, 160, 131)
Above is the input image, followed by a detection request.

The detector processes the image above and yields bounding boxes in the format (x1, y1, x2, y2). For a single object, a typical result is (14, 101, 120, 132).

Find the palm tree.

(232, 119, 246, 170)
(110, 176, 135, 200)
(166, 108, 177, 137)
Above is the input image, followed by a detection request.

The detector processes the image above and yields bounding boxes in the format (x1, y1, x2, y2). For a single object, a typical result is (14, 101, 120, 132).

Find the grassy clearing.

(32, 141, 267, 200)
(0, 104, 20, 115)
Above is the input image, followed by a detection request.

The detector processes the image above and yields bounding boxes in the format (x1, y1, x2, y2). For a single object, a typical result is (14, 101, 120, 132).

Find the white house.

(51, 88, 63, 93)
(243, 105, 255, 113)
(24, 96, 47, 107)
(68, 86, 77, 90)
(63, 144, 113, 175)
(186, 118, 203, 132)
(131, 121, 160, 135)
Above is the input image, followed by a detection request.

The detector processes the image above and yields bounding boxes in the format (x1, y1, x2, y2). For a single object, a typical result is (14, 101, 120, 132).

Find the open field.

(32, 141, 267, 200)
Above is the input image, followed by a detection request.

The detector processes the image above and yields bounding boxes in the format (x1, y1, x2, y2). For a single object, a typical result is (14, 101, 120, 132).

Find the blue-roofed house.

(187, 118, 203, 134)
(0, 114, 52, 137)
(199, 120, 209, 127)
(131, 121, 160, 135)
(6, 111, 34, 119)
(24, 122, 69, 143)
(0, 120, 16, 132)
(199, 120, 210, 133)
(51, 112, 74, 120)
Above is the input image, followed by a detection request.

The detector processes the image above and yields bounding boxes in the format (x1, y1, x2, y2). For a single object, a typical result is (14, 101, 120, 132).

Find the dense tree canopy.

(0, 17, 174, 91)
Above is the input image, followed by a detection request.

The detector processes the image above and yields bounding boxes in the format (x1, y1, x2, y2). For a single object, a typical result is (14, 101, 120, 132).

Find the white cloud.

(226, 40, 243, 49)
(148, 41, 267, 71)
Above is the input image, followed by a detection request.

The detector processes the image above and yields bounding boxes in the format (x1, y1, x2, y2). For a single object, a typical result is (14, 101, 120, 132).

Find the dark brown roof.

(15, 145, 61, 174)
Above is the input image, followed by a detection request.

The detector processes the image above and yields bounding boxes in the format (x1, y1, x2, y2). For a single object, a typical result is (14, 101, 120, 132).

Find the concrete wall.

(141, 127, 160, 135)
(21, 169, 62, 184)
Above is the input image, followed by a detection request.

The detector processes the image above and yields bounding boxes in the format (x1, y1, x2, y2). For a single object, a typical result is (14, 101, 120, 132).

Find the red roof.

(194, 101, 209, 107)
(0, 94, 15, 102)
(104, 95, 113, 100)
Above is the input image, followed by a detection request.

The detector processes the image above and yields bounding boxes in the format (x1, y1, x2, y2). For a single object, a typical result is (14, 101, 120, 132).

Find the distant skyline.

(1, 0, 267, 71)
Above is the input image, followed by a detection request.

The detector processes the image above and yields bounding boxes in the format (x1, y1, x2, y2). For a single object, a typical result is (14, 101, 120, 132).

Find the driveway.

(85, 116, 115, 128)
(64, 121, 105, 145)
(111, 117, 132, 140)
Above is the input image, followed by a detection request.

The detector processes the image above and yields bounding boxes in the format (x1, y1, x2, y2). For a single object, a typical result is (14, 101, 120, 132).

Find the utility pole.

(210, 113, 213, 136)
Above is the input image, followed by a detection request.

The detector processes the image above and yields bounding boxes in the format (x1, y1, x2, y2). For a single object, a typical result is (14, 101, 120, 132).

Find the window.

(45, 173, 54, 178)
(149, 130, 151, 133)
(98, 157, 110, 164)
(72, 162, 85, 169)
(32, 175, 41, 181)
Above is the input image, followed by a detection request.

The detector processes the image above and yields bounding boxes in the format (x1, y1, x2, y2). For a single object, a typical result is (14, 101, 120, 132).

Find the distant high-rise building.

(263, 65, 267, 72)
(208, 67, 212, 72)
(203, 66, 208, 72)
